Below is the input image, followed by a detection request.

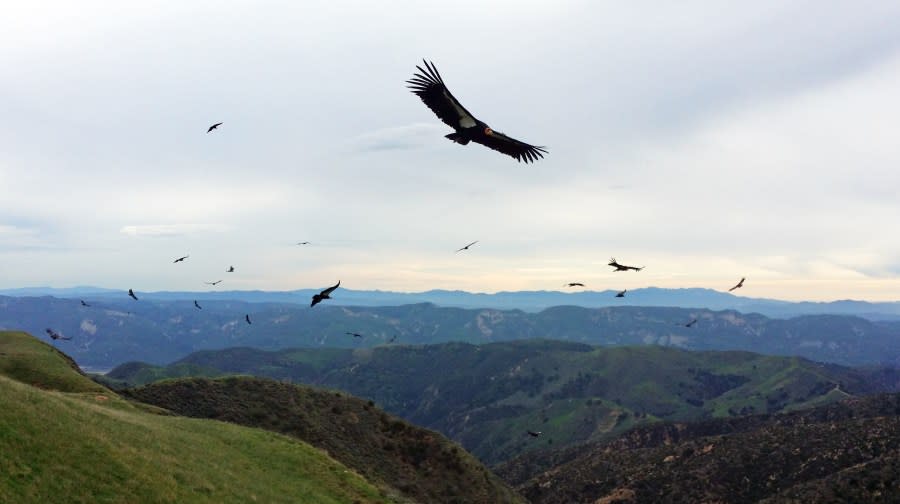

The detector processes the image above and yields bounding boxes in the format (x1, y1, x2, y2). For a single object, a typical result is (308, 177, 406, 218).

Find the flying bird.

(615, 289, 627, 298)
(728, 277, 745, 292)
(608, 258, 643, 272)
(346, 332, 364, 338)
(45, 328, 71, 341)
(297, 241, 310, 245)
(194, 300, 202, 310)
(227, 266, 235, 273)
(205, 280, 223, 286)
(245, 314, 252, 325)
(564, 282, 585, 287)
(80, 300, 90, 307)
(173, 255, 189, 263)
(526, 431, 542, 438)
(388, 335, 398, 344)
(207, 122, 223, 133)
(311, 280, 340, 307)
(128, 289, 138, 301)
(456, 241, 478, 253)
(407, 60, 547, 163)
(684, 318, 698, 328)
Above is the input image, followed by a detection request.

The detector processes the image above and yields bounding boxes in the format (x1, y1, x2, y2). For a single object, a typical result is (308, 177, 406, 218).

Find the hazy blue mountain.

(3, 295, 900, 369)
(3, 285, 900, 320)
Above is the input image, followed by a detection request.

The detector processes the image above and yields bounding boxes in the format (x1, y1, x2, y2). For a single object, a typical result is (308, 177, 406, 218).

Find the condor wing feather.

(406, 60, 478, 129)
(474, 129, 548, 163)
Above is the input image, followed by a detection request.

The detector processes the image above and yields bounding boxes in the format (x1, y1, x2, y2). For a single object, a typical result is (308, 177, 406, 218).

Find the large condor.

(407, 60, 547, 163)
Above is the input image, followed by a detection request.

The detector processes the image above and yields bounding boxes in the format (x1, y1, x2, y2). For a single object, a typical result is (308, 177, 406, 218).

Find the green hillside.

(106, 340, 896, 464)
(0, 331, 395, 504)
(126, 377, 524, 504)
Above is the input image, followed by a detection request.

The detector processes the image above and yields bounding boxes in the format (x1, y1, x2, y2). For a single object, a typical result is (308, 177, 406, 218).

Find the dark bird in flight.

(407, 60, 547, 163)
(684, 318, 698, 328)
(608, 258, 643, 272)
(297, 241, 310, 245)
(311, 280, 340, 307)
(388, 335, 398, 344)
(46, 328, 72, 341)
(456, 241, 478, 253)
(245, 314, 252, 325)
(564, 282, 585, 287)
(346, 332, 364, 338)
(615, 289, 627, 298)
(128, 288, 138, 301)
(173, 255, 189, 263)
(205, 280, 223, 286)
(194, 300, 202, 310)
(80, 300, 90, 307)
(207, 122, 223, 133)
(526, 430, 542, 438)
(227, 266, 235, 273)
(728, 277, 745, 292)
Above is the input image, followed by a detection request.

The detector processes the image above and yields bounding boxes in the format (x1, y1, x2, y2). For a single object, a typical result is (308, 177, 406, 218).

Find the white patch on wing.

(443, 89, 476, 128)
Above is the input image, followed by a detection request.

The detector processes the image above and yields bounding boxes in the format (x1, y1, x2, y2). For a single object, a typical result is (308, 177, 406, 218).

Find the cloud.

(119, 223, 230, 238)
(350, 123, 450, 152)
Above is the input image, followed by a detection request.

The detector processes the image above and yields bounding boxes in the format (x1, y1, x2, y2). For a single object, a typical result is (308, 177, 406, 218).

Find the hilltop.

(0, 331, 392, 503)
(106, 340, 900, 465)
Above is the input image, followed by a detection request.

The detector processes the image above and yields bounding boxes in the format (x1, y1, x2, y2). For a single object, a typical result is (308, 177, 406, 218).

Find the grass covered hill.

(105, 340, 899, 465)
(509, 393, 900, 503)
(125, 377, 524, 504)
(0, 330, 399, 503)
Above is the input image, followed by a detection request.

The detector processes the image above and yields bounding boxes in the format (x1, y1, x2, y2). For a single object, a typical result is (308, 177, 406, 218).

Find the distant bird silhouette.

(205, 280, 223, 286)
(128, 289, 138, 301)
(609, 258, 643, 272)
(207, 122, 223, 133)
(311, 280, 340, 307)
(684, 318, 698, 328)
(173, 255, 189, 263)
(80, 300, 90, 307)
(388, 335, 398, 344)
(526, 430, 542, 438)
(728, 277, 745, 292)
(346, 332, 364, 338)
(297, 241, 310, 245)
(245, 314, 252, 325)
(564, 282, 585, 287)
(456, 241, 478, 253)
(194, 300, 202, 310)
(45, 328, 71, 341)
(615, 289, 627, 298)
(227, 266, 235, 273)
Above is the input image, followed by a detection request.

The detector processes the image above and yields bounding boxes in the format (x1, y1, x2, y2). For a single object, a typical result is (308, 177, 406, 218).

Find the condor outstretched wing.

(407, 60, 478, 130)
(320, 280, 341, 297)
(473, 129, 547, 163)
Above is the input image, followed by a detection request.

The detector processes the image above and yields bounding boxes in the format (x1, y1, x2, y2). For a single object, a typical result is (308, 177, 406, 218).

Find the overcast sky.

(2, 1, 900, 301)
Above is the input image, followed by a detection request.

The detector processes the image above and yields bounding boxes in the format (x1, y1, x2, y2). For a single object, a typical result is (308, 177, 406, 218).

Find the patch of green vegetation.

(0, 331, 397, 503)
(0, 331, 106, 393)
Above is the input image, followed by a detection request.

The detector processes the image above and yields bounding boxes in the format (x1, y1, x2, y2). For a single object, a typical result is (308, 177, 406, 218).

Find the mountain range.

(3, 285, 900, 320)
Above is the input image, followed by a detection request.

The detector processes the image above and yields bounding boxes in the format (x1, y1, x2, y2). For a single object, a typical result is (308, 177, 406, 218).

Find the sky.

(2, 1, 900, 301)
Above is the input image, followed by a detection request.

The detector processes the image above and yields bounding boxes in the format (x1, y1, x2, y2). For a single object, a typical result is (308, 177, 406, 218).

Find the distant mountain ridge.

(4, 295, 900, 368)
(3, 285, 900, 319)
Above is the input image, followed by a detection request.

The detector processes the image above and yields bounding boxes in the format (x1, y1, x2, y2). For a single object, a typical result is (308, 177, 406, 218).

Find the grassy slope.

(0, 331, 395, 504)
(126, 376, 525, 504)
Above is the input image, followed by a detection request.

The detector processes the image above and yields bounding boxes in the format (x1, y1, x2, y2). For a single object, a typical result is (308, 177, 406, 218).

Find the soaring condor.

(609, 258, 643, 272)
(407, 60, 547, 163)
(311, 280, 340, 308)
